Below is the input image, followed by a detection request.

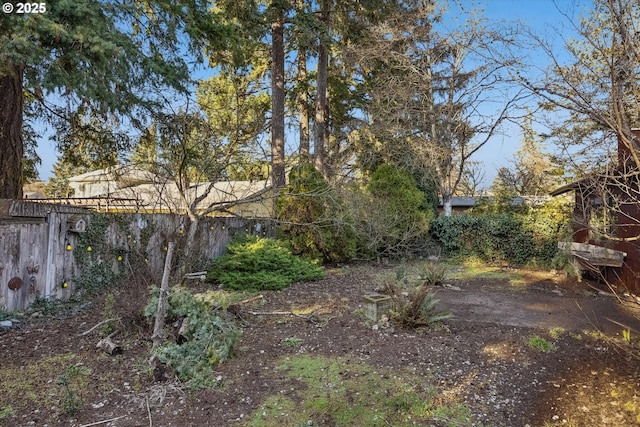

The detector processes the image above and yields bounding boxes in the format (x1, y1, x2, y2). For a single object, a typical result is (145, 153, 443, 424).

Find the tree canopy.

(0, 0, 230, 198)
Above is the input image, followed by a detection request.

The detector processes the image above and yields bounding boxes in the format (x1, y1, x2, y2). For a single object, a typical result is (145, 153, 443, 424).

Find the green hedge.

(430, 199, 571, 266)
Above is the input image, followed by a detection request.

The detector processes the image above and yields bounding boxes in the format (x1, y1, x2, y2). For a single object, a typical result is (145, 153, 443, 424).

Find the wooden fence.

(0, 200, 87, 311)
(0, 199, 272, 312)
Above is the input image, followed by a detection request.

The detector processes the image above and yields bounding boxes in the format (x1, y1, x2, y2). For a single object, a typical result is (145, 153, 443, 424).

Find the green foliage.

(56, 364, 91, 415)
(206, 236, 325, 291)
(549, 327, 566, 340)
(1, 0, 226, 117)
(197, 69, 270, 148)
(382, 266, 453, 328)
(0, 406, 15, 419)
(431, 198, 571, 266)
(276, 164, 357, 263)
(431, 213, 532, 264)
(368, 164, 428, 216)
(146, 288, 240, 389)
(523, 198, 573, 265)
(352, 165, 435, 259)
(527, 335, 556, 353)
(244, 355, 473, 427)
(282, 337, 302, 347)
(43, 160, 76, 197)
(416, 262, 448, 285)
(74, 213, 121, 295)
(28, 296, 58, 316)
(74, 212, 156, 295)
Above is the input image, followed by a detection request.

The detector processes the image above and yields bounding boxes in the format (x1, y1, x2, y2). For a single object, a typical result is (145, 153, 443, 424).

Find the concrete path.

(436, 285, 640, 335)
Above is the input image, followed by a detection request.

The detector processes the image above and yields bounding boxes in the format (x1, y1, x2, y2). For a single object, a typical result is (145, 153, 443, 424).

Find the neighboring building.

(437, 196, 477, 214)
(551, 129, 640, 295)
(46, 167, 274, 218)
(108, 179, 273, 218)
(436, 195, 551, 215)
(68, 166, 157, 198)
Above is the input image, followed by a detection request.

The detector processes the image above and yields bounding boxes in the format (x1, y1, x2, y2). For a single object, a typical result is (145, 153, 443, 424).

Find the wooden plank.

(573, 253, 624, 268)
(44, 211, 57, 299)
(558, 241, 627, 260)
(4, 200, 88, 218)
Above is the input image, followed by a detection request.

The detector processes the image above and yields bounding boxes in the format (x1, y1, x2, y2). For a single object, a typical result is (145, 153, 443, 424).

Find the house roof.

(549, 178, 590, 197)
(437, 196, 478, 208)
(108, 179, 272, 214)
(68, 166, 156, 184)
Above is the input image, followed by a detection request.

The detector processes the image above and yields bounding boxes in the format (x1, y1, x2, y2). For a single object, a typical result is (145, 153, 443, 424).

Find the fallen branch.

(247, 309, 320, 322)
(78, 318, 120, 337)
(235, 295, 264, 306)
(227, 295, 264, 320)
(79, 415, 127, 427)
(182, 271, 207, 284)
(146, 396, 152, 427)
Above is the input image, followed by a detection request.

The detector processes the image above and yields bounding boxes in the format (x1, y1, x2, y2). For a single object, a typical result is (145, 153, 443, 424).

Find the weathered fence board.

(0, 200, 273, 312)
(0, 200, 84, 311)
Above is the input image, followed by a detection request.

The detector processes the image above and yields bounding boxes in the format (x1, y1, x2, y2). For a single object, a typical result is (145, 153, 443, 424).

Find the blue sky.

(462, 0, 586, 185)
(35, 0, 587, 186)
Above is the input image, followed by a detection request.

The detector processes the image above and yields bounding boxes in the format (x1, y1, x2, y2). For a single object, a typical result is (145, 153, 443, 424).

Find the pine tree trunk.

(314, 19, 329, 179)
(0, 65, 25, 200)
(298, 47, 310, 160)
(271, 10, 286, 192)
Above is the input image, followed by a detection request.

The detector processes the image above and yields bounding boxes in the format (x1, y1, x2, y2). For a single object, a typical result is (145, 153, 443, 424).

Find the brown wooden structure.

(0, 200, 87, 311)
(1, 198, 273, 311)
(551, 129, 640, 295)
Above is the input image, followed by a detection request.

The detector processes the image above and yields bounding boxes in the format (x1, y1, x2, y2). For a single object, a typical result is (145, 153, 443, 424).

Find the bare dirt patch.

(1, 264, 639, 426)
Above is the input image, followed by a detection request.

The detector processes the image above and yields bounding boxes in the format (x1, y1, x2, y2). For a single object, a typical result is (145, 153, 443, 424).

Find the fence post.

(152, 241, 175, 348)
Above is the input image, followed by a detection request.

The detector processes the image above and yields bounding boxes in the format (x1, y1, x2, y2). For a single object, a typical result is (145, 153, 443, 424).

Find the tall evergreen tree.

(0, 0, 228, 199)
(43, 160, 77, 198)
(348, 1, 522, 215)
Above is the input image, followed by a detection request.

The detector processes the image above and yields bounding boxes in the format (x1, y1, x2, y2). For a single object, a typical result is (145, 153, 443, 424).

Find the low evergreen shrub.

(206, 236, 325, 291)
(145, 288, 239, 389)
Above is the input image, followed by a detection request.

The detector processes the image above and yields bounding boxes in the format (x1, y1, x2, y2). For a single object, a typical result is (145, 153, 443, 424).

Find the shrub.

(206, 236, 325, 291)
(276, 164, 357, 263)
(382, 266, 453, 328)
(431, 197, 571, 267)
(145, 288, 240, 389)
(522, 197, 573, 265)
(527, 335, 556, 352)
(350, 165, 435, 259)
(431, 213, 534, 264)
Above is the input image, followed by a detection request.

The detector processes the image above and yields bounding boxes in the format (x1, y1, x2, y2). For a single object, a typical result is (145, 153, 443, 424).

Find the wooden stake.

(152, 241, 175, 348)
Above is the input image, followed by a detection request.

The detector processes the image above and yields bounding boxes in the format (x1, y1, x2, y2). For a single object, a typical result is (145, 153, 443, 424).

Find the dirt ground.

(1, 264, 639, 427)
